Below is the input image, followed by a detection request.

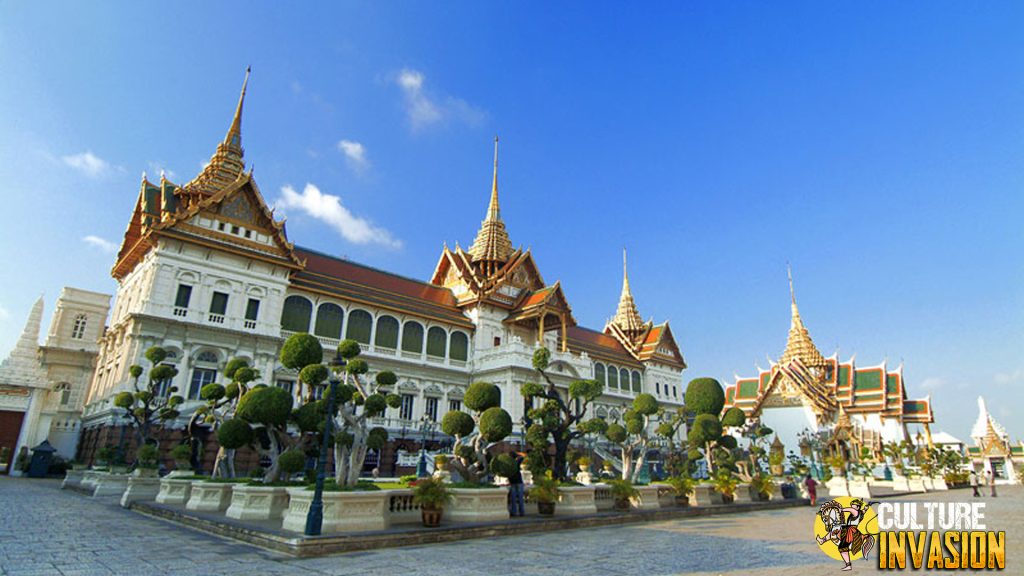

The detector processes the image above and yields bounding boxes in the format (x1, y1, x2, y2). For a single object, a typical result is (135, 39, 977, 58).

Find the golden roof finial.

(469, 136, 514, 268)
(780, 265, 826, 368)
(185, 67, 250, 196)
(611, 248, 645, 335)
(225, 66, 250, 148)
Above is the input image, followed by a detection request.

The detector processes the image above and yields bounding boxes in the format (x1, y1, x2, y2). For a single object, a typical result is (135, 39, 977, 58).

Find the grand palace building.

(76, 73, 688, 471)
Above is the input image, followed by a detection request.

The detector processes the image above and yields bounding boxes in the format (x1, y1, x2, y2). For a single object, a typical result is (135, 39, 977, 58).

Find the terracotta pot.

(674, 495, 690, 507)
(537, 501, 556, 516)
(770, 464, 784, 476)
(421, 507, 443, 527)
(613, 499, 630, 511)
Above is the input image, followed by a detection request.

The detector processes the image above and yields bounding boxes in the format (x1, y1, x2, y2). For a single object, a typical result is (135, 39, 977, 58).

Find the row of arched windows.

(280, 296, 469, 361)
(593, 362, 642, 393)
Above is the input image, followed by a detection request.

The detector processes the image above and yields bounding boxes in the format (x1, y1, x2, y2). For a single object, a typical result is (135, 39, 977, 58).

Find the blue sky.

(0, 2, 1021, 441)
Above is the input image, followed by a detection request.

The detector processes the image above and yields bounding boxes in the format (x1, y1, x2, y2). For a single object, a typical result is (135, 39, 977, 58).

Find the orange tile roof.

(566, 325, 642, 367)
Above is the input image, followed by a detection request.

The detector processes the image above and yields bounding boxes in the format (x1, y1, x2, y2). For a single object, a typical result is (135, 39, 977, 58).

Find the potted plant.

(825, 453, 847, 477)
(750, 473, 774, 501)
(576, 456, 591, 473)
(0, 446, 10, 469)
(712, 470, 739, 503)
(95, 446, 116, 470)
(607, 479, 638, 511)
(769, 451, 785, 476)
(170, 443, 192, 472)
(529, 474, 559, 516)
(412, 476, 451, 527)
(666, 475, 695, 506)
(134, 444, 160, 477)
(434, 454, 449, 471)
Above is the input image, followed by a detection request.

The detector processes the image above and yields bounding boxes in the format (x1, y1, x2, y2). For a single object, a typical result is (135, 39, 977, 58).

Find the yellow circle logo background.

(813, 496, 879, 561)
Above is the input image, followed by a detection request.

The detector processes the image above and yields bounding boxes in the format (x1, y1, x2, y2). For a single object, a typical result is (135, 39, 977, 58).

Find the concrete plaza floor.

(0, 477, 1018, 575)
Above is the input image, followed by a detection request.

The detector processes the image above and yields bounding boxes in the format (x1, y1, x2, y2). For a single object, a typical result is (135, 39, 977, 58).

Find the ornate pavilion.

(968, 396, 1022, 484)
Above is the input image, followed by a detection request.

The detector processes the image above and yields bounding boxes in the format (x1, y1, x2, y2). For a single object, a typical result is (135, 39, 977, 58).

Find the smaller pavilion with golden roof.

(968, 396, 1022, 484)
(723, 268, 935, 463)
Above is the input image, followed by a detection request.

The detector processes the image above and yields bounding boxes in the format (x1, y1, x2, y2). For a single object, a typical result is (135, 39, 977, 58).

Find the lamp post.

(304, 351, 346, 536)
(416, 414, 436, 478)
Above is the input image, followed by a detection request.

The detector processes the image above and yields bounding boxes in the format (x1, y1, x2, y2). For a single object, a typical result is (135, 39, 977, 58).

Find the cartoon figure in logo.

(815, 498, 877, 571)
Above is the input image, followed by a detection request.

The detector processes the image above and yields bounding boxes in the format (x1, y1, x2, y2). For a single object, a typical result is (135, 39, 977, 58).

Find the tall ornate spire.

(780, 265, 826, 368)
(612, 248, 645, 334)
(185, 67, 250, 196)
(468, 137, 514, 273)
(971, 396, 1007, 443)
(0, 296, 48, 388)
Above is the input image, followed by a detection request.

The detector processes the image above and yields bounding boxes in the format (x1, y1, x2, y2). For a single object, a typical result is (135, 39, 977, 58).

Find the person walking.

(969, 470, 980, 497)
(805, 474, 818, 506)
(508, 452, 526, 517)
(987, 470, 998, 497)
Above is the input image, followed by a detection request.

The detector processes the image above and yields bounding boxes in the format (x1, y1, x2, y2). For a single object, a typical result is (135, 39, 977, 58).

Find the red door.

(0, 411, 25, 474)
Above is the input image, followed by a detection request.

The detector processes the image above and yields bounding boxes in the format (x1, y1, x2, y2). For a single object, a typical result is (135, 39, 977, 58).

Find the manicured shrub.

(217, 418, 254, 449)
(684, 377, 725, 416)
(464, 382, 501, 412)
(478, 407, 512, 442)
(236, 386, 293, 428)
(279, 333, 323, 371)
(278, 449, 306, 476)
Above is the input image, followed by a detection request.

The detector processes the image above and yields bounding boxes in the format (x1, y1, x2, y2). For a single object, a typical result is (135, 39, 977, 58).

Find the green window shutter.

(594, 363, 606, 385)
(449, 331, 469, 361)
(245, 298, 260, 321)
(608, 367, 619, 389)
(209, 292, 229, 315)
(346, 310, 373, 344)
(375, 316, 399, 349)
(280, 296, 312, 332)
(426, 327, 447, 358)
(314, 303, 344, 338)
(175, 284, 192, 308)
(402, 322, 424, 353)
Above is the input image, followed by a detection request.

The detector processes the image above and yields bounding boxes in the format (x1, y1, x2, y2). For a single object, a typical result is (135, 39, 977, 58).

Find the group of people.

(970, 469, 998, 497)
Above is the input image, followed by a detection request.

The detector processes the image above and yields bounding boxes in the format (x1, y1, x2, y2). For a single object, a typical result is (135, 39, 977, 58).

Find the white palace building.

(76, 73, 688, 472)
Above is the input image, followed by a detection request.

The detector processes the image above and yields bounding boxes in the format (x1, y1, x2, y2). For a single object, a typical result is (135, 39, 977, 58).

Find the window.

(672, 385, 678, 399)
(608, 366, 619, 389)
(401, 322, 424, 354)
(55, 382, 72, 406)
(153, 364, 177, 397)
(400, 394, 415, 420)
(493, 336, 501, 347)
(346, 310, 373, 344)
(189, 368, 217, 399)
(209, 292, 229, 321)
(426, 327, 447, 358)
(449, 332, 469, 361)
(281, 296, 313, 332)
(594, 363, 606, 385)
(195, 350, 219, 363)
(375, 316, 399, 349)
(448, 399, 462, 413)
(245, 299, 260, 321)
(70, 314, 87, 340)
(425, 397, 439, 422)
(175, 284, 193, 308)
(276, 380, 296, 398)
(314, 303, 344, 339)
(656, 382, 661, 395)
(631, 371, 642, 393)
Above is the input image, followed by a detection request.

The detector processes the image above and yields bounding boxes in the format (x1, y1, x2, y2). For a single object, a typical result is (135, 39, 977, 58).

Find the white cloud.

(919, 377, 945, 390)
(82, 235, 119, 254)
(337, 139, 369, 172)
(994, 369, 1024, 386)
(62, 151, 110, 177)
(395, 68, 484, 130)
(276, 184, 401, 249)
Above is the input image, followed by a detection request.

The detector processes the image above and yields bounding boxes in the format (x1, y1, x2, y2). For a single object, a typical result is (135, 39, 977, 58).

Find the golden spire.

(185, 67, 250, 196)
(468, 136, 514, 272)
(780, 265, 827, 368)
(612, 248, 645, 334)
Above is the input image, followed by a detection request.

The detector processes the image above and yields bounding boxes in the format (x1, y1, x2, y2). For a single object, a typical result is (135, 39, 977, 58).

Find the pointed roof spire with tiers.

(184, 67, 250, 197)
(0, 296, 48, 389)
(611, 248, 645, 335)
(780, 265, 827, 369)
(468, 137, 514, 273)
(971, 396, 1008, 443)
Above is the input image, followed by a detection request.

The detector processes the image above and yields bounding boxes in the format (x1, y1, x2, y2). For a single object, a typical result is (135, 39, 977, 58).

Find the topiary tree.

(519, 347, 606, 481)
(655, 406, 691, 477)
(600, 393, 661, 482)
(330, 339, 402, 487)
(440, 381, 513, 484)
(684, 377, 741, 476)
(114, 346, 185, 457)
(233, 385, 294, 482)
(190, 357, 256, 477)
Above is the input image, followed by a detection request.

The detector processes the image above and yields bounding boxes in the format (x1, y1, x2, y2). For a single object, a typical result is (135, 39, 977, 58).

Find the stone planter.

(156, 477, 194, 505)
(892, 475, 912, 493)
(282, 488, 390, 533)
(226, 484, 290, 521)
(447, 487, 510, 523)
(81, 470, 104, 489)
(555, 486, 597, 516)
(768, 482, 785, 501)
(62, 470, 84, 490)
(929, 476, 949, 491)
(120, 476, 161, 507)
(732, 483, 754, 503)
(593, 484, 615, 511)
(628, 485, 660, 510)
(826, 477, 850, 497)
(691, 484, 723, 506)
(186, 482, 236, 512)
(92, 473, 129, 497)
(908, 477, 927, 493)
(849, 478, 874, 499)
(655, 485, 676, 508)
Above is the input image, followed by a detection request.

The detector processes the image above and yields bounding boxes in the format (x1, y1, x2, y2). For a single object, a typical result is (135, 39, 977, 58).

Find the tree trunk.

(334, 443, 352, 485)
(262, 430, 283, 483)
(632, 440, 649, 483)
(621, 445, 634, 481)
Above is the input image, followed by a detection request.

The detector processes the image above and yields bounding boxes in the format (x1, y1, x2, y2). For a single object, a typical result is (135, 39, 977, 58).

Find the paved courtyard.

(0, 477, 1018, 575)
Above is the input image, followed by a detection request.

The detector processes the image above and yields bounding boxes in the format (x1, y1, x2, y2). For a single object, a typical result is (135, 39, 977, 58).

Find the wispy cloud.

(82, 235, 119, 254)
(337, 139, 369, 173)
(994, 369, 1024, 386)
(276, 184, 401, 249)
(147, 161, 176, 181)
(395, 68, 485, 131)
(62, 151, 111, 177)
(919, 377, 945, 390)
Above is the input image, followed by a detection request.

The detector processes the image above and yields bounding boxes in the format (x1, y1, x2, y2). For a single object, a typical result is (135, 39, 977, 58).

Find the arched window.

(607, 366, 619, 389)
(426, 326, 447, 358)
(449, 332, 469, 361)
(594, 363, 606, 385)
(71, 314, 87, 340)
(375, 316, 400, 349)
(346, 310, 373, 344)
(314, 303, 344, 339)
(620, 369, 630, 392)
(401, 321, 424, 354)
(280, 296, 312, 332)
(631, 371, 642, 393)
(656, 382, 661, 395)
(55, 382, 72, 406)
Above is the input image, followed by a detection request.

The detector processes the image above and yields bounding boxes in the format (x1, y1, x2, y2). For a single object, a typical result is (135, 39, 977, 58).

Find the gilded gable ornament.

(220, 193, 255, 223)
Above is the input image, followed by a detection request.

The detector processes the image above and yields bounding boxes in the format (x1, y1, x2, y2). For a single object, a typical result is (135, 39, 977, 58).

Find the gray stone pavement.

(0, 477, 1018, 575)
